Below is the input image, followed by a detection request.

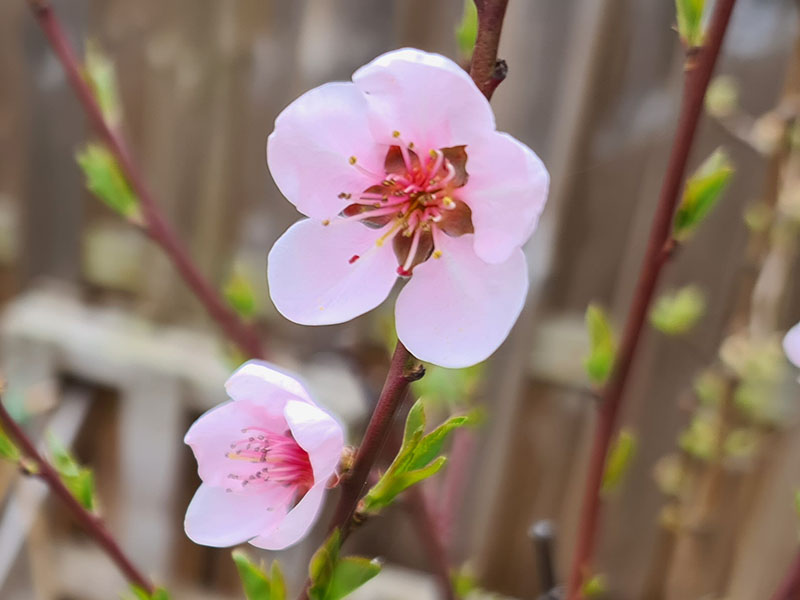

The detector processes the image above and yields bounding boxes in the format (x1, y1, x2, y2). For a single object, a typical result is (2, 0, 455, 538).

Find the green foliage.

(84, 41, 122, 126)
(76, 144, 142, 223)
(582, 574, 607, 598)
(232, 550, 286, 600)
(673, 148, 733, 242)
(455, 0, 479, 60)
(0, 423, 20, 462)
(693, 369, 727, 406)
(362, 399, 477, 513)
(602, 429, 637, 494)
(412, 362, 484, 411)
(583, 304, 616, 386)
(705, 75, 739, 118)
(309, 530, 381, 600)
(679, 409, 717, 461)
(724, 428, 759, 459)
(47, 434, 97, 512)
(128, 586, 171, 600)
(675, 0, 705, 47)
(650, 285, 706, 335)
(224, 267, 258, 319)
(452, 566, 480, 598)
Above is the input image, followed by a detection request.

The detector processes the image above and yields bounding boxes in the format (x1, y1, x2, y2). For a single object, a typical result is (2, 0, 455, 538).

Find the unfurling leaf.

(675, 0, 705, 48)
(602, 429, 637, 494)
(650, 285, 706, 335)
(83, 41, 122, 126)
(0, 423, 20, 462)
(76, 143, 142, 223)
(128, 586, 171, 600)
(233, 549, 286, 600)
(455, 0, 479, 60)
(47, 434, 97, 512)
(224, 266, 258, 319)
(583, 304, 616, 386)
(362, 399, 478, 513)
(673, 148, 733, 241)
(309, 530, 381, 600)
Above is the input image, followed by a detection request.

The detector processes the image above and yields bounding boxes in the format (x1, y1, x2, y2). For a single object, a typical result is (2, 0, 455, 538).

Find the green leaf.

(76, 143, 142, 223)
(0, 423, 20, 462)
(673, 148, 733, 241)
(602, 429, 637, 494)
(675, 0, 705, 47)
(309, 531, 381, 600)
(583, 304, 616, 386)
(224, 267, 258, 319)
(582, 574, 607, 598)
(47, 434, 97, 512)
(233, 549, 285, 600)
(84, 41, 122, 126)
(650, 285, 706, 335)
(455, 0, 479, 60)
(128, 586, 170, 600)
(705, 75, 739, 118)
(362, 400, 477, 513)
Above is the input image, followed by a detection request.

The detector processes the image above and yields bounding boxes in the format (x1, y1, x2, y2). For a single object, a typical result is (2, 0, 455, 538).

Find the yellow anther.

(442, 196, 455, 208)
(429, 149, 438, 158)
(349, 156, 357, 165)
(392, 130, 401, 138)
(408, 142, 415, 149)
(322, 219, 330, 226)
(433, 250, 443, 259)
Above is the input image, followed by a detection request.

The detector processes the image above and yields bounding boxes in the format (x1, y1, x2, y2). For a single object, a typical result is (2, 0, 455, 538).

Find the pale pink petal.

(267, 82, 384, 220)
(396, 233, 528, 368)
(784, 322, 800, 369)
(184, 399, 286, 489)
(184, 483, 289, 547)
(249, 482, 327, 551)
(267, 219, 398, 325)
(226, 360, 313, 407)
(461, 131, 549, 264)
(352, 48, 494, 150)
(284, 400, 344, 482)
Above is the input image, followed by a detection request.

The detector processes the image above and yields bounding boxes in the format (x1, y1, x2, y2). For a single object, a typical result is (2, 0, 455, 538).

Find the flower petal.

(267, 219, 398, 325)
(284, 400, 344, 482)
(184, 399, 286, 489)
(396, 233, 528, 368)
(461, 131, 550, 264)
(249, 482, 327, 551)
(267, 82, 384, 220)
(353, 48, 495, 150)
(184, 483, 288, 547)
(784, 321, 800, 369)
(226, 360, 313, 406)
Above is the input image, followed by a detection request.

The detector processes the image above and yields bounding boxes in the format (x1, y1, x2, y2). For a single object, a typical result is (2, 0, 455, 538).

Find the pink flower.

(785, 321, 800, 369)
(184, 361, 344, 550)
(266, 48, 549, 368)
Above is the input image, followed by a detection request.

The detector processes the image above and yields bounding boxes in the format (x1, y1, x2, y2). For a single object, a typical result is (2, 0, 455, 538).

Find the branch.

(771, 550, 800, 600)
(469, 0, 510, 100)
(26, 0, 265, 360)
(0, 385, 155, 593)
(565, 1, 738, 596)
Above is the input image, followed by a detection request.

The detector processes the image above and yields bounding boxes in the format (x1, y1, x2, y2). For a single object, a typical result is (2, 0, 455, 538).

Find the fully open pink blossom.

(266, 48, 549, 368)
(184, 361, 344, 550)
(785, 322, 800, 370)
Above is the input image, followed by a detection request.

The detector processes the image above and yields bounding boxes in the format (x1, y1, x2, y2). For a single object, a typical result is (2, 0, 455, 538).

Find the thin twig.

(771, 550, 800, 600)
(469, 0, 510, 100)
(26, 0, 265, 360)
(565, 1, 738, 597)
(0, 388, 155, 593)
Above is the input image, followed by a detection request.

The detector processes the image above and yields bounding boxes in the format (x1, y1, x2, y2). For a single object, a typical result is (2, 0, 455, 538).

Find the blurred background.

(1, 0, 800, 598)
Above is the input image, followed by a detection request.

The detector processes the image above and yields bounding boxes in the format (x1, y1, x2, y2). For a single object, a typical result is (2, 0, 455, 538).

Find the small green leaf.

(650, 285, 706, 335)
(705, 75, 739, 118)
(128, 586, 171, 600)
(673, 148, 733, 241)
(455, 0, 479, 60)
(47, 434, 97, 512)
(362, 400, 476, 513)
(0, 423, 20, 462)
(309, 531, 381, 600)
(675, 0, 705, 47)
(602, 429, 637, 494)
(224, 267, 258, 319)
(584, 304, 616, 386)
(233, 549, 285, 600)
(84, 41, 122, 126)
(76, 143, 141, 223)
(582, 573, 607, 598)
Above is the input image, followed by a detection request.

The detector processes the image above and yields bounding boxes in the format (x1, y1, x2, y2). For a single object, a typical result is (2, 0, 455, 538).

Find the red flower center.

(225, 428, 314, 493)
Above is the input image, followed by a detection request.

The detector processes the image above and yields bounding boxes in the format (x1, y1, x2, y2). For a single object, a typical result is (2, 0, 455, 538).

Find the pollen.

(349, 156, 357, 165)
(433, 250, 443, 259)
(392, 130, 401, 138)
(322, 219, 330, 226)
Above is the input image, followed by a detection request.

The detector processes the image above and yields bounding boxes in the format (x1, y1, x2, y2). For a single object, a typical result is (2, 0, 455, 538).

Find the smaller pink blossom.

(784, 321, 800, 370)
(184, 361, 344, 550)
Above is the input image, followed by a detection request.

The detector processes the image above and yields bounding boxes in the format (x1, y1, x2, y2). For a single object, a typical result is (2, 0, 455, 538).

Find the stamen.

(341, 205, 402, 222)
(400, 226, 423, 274)
(439, 161, 457, 186)
(375, 219, 404, 247)
(427, 149, 444, 179)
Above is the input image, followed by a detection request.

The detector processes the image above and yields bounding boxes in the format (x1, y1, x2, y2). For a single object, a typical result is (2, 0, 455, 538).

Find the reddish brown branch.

(565, 0, 738, 597)
(771, 550, 800, 600)
(0, 389, 155, 593)
(469, 0, 510, 100)
(27, 0, 264, 360)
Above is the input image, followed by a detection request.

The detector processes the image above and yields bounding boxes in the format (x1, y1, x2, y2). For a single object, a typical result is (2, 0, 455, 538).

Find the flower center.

(224, 428, 314, 493)
(340, 131, 473, 276)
